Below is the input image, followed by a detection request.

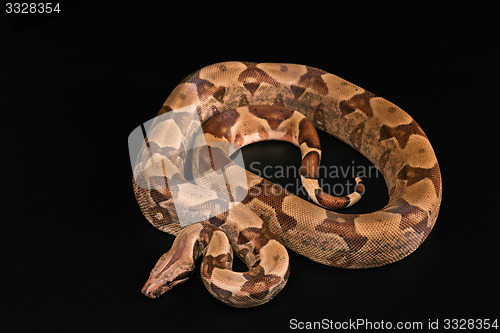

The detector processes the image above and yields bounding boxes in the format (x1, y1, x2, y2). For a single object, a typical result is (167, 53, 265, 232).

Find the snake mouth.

(142, 277, 191, 298)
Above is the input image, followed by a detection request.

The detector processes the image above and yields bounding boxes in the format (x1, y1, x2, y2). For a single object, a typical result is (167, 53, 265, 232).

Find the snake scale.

(132, 62, 442, 308)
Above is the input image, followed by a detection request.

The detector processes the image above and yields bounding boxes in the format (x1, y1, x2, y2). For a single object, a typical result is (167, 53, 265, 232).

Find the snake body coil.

(133, 62, 442, 307)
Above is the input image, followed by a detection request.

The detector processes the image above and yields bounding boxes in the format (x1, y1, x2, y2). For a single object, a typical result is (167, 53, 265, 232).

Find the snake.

(132, 61, 442, 308)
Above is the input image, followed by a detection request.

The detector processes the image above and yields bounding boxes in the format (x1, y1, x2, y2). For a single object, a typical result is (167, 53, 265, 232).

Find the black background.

(4, 2, 498, 332)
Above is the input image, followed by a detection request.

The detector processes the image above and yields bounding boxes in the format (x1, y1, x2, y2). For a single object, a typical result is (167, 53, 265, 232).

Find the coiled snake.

(132, 62, 442, 308)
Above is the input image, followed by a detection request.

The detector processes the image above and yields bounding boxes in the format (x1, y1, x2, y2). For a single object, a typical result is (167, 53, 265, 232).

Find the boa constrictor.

(132, 61, 442, 308)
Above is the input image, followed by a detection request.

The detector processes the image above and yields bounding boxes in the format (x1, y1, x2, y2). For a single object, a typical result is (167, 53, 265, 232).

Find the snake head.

(141, 248, 195, 299)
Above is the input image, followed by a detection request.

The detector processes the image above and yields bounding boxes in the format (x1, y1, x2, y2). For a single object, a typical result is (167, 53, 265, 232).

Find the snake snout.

(142, 282, 164, 299)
